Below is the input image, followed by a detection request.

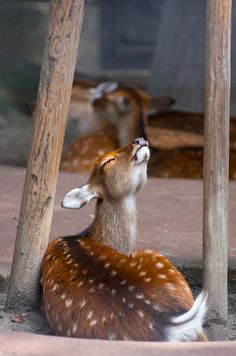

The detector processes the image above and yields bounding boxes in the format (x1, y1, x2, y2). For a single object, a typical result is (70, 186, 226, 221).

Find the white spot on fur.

(87, 311, 93, 320)
(165, 283, 176, 291)
(169, 269, 176, 274)
(65, 299, 72, 308)
(130, 261, 137, 267)
(89, 287, 95, 293)
(72, 323, 78, 335)
(136, 293, 144, 299)
(129, 286, 135, 291)
(158, 274, 166, 279)
(156, 262, 164, 269)
(122, 297, 126, 303)
(110, 270, 117, 276)
(52, 283, 59, 292)
(144, 277, 152, 282)
(98, 283, 104, 290)
(61, 293, 66, 300)
(139, 271, 147, 276)
(78, 281, 84, 287)
(149, 323, 154, 330)
(89, 279, 95, 284)
(104, 263, 110, 268)
(90, 320, 97, 327)
(99, 255, 106, 260)
(120, 280, 127, 285)
(128, 303, 134, 308)
(102, 317, 106, 323)
(111, 289, 116, 295)
(80, 299, 86, 308)
(110, 313, 114, 319)
(137, 310, 145, 318)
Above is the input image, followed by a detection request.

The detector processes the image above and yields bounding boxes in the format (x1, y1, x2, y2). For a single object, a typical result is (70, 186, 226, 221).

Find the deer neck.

(91, 196, 137, 256)
(118, 103, 147, 146)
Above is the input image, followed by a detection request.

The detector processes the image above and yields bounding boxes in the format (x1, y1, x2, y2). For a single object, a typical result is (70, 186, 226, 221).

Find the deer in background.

(69, 77, 99, 137)
(147, 111, 236, 179)
(60, 82, 174, 173)
(41, 138, 207, 341)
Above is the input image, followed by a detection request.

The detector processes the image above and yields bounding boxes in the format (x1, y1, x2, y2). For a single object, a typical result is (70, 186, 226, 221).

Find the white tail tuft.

(166, 292, 208, 342)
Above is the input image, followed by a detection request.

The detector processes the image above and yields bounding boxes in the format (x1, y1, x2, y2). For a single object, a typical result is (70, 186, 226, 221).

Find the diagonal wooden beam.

(5, 0, 85, 310)
(203, 0, 232, 322)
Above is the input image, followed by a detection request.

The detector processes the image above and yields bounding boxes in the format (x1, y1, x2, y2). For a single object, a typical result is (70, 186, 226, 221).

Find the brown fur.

(42, 141, 207, 341)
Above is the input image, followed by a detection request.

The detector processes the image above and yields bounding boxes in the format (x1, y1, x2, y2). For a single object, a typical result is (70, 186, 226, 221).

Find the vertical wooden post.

(6, 0, 84, 309)
(203, 0, 232, 322)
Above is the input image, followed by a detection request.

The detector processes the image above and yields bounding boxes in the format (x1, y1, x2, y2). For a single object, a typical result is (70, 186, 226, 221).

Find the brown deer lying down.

(147, 111, 236, 150)
(41, 138, 207, 341)
(149, 147, 236, 180)
(60, 82, 174, 173)
(146, 111, 236, 179)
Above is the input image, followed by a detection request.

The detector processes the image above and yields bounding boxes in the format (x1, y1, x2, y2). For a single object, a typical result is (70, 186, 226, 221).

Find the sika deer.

(42, 138, 207, 341)
(60, 82, 174, 173)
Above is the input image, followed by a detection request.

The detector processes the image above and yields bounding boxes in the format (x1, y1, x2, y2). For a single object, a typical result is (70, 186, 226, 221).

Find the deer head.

(62, 138, 150, 254)
(91, 82, 175, 146)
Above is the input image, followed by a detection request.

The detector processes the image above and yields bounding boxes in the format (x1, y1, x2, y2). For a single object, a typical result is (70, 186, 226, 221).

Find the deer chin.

(132, 146, 150, 165)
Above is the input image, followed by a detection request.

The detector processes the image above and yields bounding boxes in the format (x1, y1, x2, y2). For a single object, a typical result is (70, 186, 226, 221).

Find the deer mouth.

(132, 145, 150, 164)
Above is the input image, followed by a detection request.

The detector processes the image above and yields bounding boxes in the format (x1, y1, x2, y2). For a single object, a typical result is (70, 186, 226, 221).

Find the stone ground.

(0, 165, 236, 354)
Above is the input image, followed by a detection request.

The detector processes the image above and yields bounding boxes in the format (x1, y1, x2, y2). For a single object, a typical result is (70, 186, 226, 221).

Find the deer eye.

(102, 158, 116, 168)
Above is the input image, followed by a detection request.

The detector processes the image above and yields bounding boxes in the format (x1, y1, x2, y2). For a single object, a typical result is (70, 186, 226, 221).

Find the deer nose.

(132, 137, 149, 147)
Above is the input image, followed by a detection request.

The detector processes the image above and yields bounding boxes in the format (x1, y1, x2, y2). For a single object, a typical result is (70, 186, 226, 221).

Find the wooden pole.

(203, 0, 232, 322)
(5, 0, 84, 309)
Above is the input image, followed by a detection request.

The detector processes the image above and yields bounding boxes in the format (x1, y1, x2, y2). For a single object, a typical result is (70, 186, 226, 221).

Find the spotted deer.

(60, 82, 174, 173)
(41, 138, 207, 341)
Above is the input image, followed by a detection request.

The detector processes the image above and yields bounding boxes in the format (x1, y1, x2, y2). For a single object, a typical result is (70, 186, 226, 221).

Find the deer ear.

(98, 81, 119, 94)
(148, 96, 175, 114)
(90, 81, 119, 102)
(61, 184, 97, 209)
